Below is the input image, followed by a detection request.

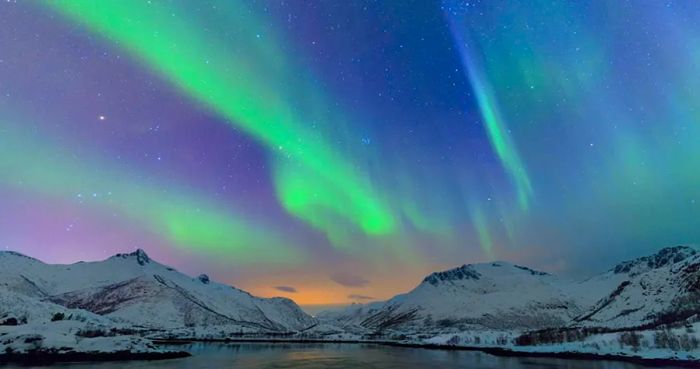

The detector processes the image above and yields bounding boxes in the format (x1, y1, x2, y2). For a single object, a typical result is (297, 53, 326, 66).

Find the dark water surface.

(4, 342, 688, 369)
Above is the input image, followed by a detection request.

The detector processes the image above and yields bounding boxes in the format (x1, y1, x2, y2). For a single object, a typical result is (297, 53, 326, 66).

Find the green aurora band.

(45, 0, 396, 246)
(0, 115, 304, 264)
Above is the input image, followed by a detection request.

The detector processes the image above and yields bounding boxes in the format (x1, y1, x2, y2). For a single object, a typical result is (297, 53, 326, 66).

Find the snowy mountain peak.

(612, 245, 696, 275)
(422, 264, 481, 286)
(326, 260, 571, 332)
(319, 246, 699, 334)
(0, 248, 316, 332)
(512, 264, 550, 276)
(112, 249, 151, 266)
(0, 250, 39, 261)
(197, 274, 210, 284)
(422, 261, 550, 286)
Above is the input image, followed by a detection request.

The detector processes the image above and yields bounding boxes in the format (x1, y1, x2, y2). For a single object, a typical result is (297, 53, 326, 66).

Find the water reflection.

(4, 342, 687, 369)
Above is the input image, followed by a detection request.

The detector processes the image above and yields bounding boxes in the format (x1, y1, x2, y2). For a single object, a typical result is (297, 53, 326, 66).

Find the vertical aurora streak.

(446, 11, 533, 211)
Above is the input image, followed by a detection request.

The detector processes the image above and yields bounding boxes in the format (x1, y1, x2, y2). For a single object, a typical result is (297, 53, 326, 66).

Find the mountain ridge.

(0, 248, 316, 332)
(0, 245, 698, 363)
(319, 246, 700, 334)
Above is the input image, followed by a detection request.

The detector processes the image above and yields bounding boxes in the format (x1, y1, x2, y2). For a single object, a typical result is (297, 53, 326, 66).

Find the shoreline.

(0, 350, 191, 364)
(152, 337, 700, 368)
(0, 336, 695, 366)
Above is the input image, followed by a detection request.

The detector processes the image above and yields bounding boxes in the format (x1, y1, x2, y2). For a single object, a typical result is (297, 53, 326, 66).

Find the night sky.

(1, 0, 699, 307)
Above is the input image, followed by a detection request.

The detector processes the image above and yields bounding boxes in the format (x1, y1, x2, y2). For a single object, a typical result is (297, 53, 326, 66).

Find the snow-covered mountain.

(0, 246, 698, 364)
(321, 262, 582, 333)
(1, 246, 697, 347)
(0, 249, 316, 332)
(0, 273, 182, 359)
(572, 246, 700, 329)
(319, 246, 700, 334)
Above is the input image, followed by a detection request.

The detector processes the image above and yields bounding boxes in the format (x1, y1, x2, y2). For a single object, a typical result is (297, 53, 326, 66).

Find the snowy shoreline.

(150, 337, 700, 367)
(1, 335, 696, 366)
(0, 349, 190, 365)
(0, 322, 190, 364)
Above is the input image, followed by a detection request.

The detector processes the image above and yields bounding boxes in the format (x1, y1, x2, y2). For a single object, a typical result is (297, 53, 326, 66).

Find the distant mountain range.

(0, 246, 698, 363)
(318, 246, 700, 334)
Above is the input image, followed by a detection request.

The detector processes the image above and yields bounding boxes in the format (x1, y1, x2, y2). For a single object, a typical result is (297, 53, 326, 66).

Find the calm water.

(4, 342, 687, 369)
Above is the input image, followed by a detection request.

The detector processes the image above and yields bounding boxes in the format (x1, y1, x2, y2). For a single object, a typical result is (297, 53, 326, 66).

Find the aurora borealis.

(1, 1, 699, 306)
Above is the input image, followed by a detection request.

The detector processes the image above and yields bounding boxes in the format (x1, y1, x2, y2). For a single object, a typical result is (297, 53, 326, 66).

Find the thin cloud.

(274, 286, 297, 293)
(330, 272, 369, 287)
(348, 294, 374, 301)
